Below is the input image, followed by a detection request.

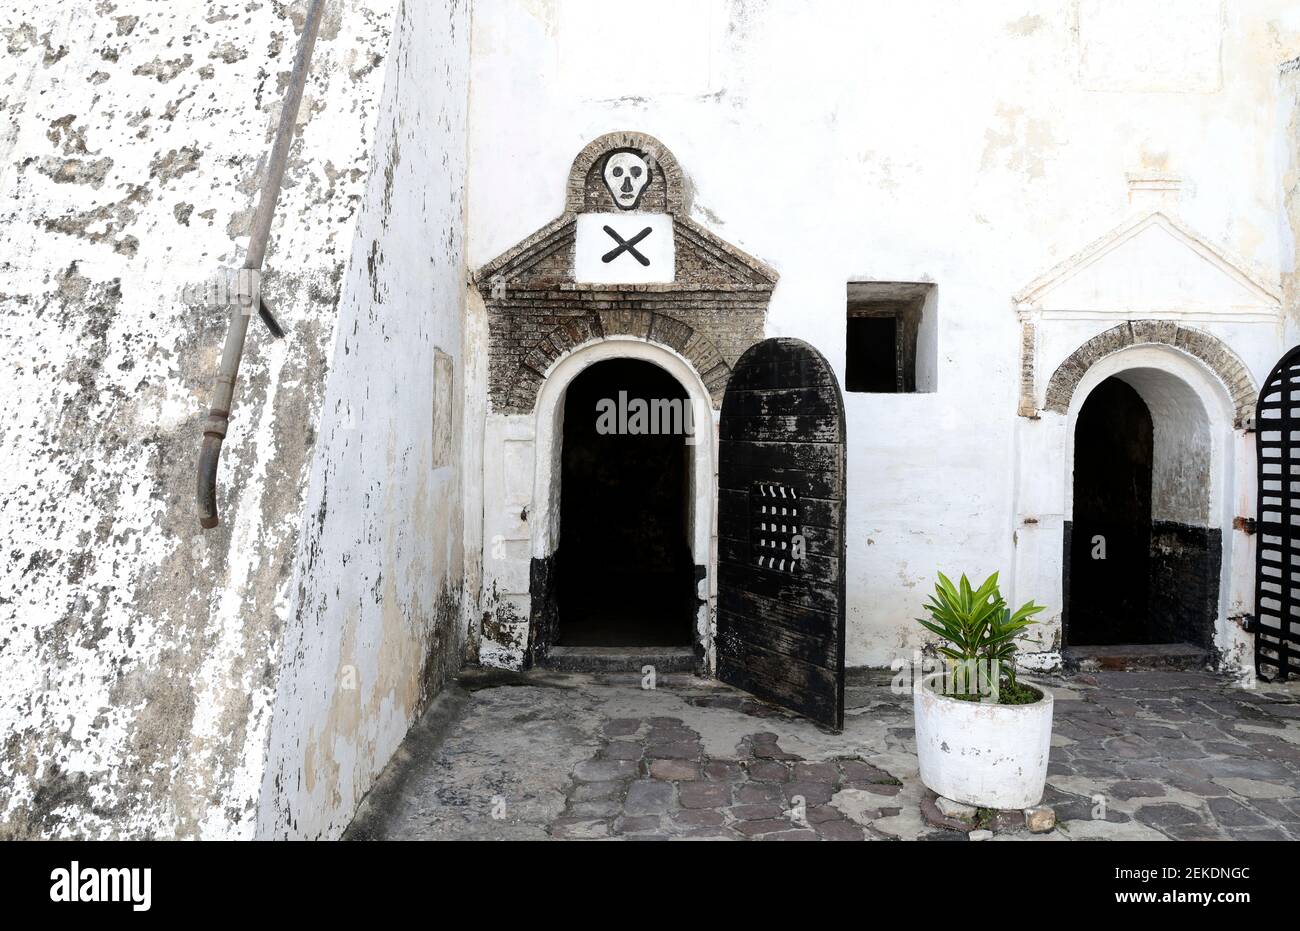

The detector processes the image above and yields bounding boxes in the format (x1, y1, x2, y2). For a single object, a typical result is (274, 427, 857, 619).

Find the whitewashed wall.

(465, 0, 1300, 669)
(0, 0, 407, 839)
(0, 0, 471, 840)
(256, 0, 470, 840)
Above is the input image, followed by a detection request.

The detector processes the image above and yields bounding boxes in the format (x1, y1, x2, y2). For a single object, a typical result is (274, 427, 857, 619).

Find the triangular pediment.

(473, 212, 778, 292)
(1016, 211, 1280, 318)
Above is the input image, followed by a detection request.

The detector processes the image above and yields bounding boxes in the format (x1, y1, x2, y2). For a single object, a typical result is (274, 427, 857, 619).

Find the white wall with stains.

(256, 0, 470, 841)
(464, 0, 1300, 670)
(0, 0, 467, 839)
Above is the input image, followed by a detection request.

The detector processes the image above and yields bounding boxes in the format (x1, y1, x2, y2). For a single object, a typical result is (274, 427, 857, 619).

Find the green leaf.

(914, 569, 1047, 667)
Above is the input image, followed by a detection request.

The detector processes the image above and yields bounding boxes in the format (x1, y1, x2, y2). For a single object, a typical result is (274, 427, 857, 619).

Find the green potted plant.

(913, 571, 1053, 809)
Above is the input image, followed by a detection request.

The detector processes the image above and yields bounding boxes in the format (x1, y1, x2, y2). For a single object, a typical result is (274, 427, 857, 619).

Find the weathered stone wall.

(254, 0, 471, 841)
(0, 1, 405, 838)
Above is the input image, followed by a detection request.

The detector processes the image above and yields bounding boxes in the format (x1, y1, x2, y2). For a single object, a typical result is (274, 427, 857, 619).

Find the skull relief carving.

(603, 149, 651, 210)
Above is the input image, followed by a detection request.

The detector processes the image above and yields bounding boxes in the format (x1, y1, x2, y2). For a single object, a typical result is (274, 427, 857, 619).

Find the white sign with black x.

(574, 213, 674, 284)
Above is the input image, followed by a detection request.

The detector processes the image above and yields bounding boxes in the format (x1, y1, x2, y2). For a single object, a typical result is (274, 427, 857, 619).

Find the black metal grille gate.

(1254, 346, 1300, 681)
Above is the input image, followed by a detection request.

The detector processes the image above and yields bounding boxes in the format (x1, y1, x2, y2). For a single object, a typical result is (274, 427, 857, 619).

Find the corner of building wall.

(461, 285, 489, 663)
(252, 0, 473, 840)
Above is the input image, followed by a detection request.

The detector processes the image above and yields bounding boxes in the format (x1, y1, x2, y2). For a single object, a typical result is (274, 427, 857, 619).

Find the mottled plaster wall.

(0, 1, 401, 838)
(255, 0, 471, 841)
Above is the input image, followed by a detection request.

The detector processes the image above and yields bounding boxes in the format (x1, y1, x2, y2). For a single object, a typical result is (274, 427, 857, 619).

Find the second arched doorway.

(1065, 363, 1222, 655)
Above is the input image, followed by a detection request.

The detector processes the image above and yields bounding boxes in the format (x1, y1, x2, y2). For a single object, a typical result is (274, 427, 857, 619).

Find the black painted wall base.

(1063, 520, 1220, 649)
(1148, 521, 1220, 649)
(527, 553, 560, 667)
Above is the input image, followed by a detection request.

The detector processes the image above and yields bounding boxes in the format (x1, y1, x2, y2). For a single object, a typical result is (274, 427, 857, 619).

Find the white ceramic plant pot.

(913, 671, 1054, 810)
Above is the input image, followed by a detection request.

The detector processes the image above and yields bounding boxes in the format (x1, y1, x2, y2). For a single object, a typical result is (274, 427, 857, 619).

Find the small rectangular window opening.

(845, 281, 937, 394)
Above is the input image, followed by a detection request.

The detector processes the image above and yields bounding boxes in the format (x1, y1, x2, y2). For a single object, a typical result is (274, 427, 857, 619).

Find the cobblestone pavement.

(346, 667, 1300, 841)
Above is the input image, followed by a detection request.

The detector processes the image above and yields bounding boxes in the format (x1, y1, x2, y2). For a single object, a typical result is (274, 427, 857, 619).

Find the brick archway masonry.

(507, 310, 731, 412)
(1044, 322, 1256, 428)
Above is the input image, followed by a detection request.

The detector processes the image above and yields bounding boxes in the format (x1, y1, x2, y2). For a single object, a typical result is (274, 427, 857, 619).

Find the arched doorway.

(555, 358, 695, 646)
(1069, 378, 1154, 644)
(526, 337, 717, 666)
(1065, 364, 1221, 653)
(1017, 330, 1254, 672)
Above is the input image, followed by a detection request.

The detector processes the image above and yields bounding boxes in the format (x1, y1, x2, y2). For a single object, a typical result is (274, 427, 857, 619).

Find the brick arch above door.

(1043, 322, 1257, 429)
(504, 311, 733, 413)
(474, 133, 776, 419)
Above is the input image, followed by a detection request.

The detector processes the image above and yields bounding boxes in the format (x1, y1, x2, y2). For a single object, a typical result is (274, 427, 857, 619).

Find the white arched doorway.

(529, 337, 717, 664)
(1063, 347, 1234, 654)
(1013, 339, 1255, 676)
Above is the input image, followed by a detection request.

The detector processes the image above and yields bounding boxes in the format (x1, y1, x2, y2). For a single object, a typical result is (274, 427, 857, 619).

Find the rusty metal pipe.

(197, 0, 327, 529)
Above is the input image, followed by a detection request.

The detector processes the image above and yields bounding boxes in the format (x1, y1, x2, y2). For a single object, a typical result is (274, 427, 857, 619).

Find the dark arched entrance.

(555, 358, 694, 646)
(1068, 377, 1155, 644)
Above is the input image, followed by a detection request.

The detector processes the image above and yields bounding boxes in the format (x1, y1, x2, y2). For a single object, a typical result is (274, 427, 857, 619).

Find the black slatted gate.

(1255, 346, 1300, 681)
(717, 338, 846, 729)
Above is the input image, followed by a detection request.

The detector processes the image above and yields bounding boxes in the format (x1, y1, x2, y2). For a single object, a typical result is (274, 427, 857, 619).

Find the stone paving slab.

(346, 667, 1300, 841)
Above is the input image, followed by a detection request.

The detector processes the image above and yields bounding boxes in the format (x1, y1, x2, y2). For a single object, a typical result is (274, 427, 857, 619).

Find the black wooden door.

(717, 338, 847, 729)
(1255, 346, 1300, 681)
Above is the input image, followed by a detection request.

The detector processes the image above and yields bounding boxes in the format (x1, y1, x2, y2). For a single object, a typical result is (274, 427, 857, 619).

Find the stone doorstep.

(541, 646, 698, 674)
(1065, 643, 1211, 673)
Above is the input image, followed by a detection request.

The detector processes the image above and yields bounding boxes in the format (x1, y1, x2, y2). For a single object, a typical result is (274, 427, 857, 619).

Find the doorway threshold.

(1065, 642, 1210, 672)
(540, 646, 698, 674)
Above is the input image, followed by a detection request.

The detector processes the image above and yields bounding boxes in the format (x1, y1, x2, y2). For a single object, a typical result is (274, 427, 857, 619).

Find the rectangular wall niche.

(845, 281, 937, 393)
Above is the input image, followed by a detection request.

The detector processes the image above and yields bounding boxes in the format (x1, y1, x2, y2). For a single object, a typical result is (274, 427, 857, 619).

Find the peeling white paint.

(0, 0, 413, 838)
(255, 0, 471, 841)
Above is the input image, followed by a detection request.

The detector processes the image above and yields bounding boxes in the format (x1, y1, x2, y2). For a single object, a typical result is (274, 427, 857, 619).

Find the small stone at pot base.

(1023, 805, 1056, 833)
(936, 796, 978, 820)
(968, 829, 993, 841)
